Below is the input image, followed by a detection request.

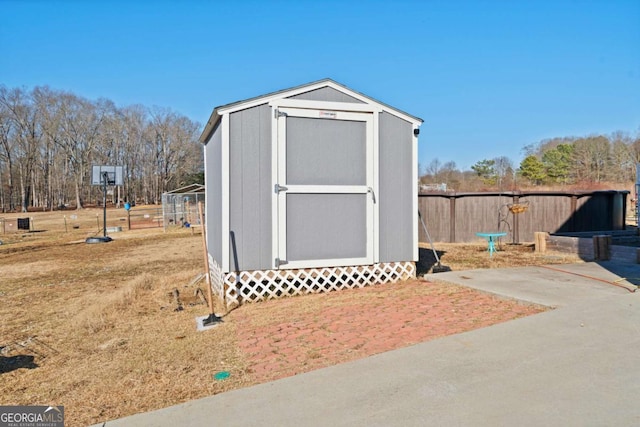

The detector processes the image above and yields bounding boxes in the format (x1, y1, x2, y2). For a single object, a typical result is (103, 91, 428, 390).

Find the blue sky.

(2, 0, 639, 171)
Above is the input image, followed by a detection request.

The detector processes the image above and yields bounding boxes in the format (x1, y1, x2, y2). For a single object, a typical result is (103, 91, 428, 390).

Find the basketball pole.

(102, 171, 108, 238)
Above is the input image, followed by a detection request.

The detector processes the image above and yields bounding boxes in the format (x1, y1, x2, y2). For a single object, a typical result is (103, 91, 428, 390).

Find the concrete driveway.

(96, 261, 640, 427)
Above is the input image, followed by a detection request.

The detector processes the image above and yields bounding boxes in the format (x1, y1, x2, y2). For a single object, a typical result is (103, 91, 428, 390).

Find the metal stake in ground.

(197, 201, 222, 329)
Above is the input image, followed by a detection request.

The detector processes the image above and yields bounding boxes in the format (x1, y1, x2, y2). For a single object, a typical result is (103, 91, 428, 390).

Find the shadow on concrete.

(594, 261, 640, 287)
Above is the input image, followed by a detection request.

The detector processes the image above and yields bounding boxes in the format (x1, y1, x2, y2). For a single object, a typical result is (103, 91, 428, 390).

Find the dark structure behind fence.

(418, 190, 629, 243)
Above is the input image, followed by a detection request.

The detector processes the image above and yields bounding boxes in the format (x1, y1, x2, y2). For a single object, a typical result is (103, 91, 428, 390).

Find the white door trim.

(269, 99, 381, 114)
(221, 113, 231, 272)
(273, 106, 377, 269)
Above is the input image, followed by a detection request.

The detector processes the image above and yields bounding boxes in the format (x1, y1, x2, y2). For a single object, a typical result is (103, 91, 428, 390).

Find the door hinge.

(274, 109, 287, 119)
(275, 258, 288, 268)
(274, 184, 288, 193)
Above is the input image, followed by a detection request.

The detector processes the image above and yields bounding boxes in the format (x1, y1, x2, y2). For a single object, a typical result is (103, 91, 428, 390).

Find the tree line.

(0, 85, 203, 212)
(421, 132, 640, 192)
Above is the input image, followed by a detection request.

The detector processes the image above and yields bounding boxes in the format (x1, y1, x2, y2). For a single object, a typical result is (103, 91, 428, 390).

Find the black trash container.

(17, 217, 30, 230)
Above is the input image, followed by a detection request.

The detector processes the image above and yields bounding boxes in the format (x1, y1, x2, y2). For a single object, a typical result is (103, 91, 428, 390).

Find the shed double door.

(275, 107, 375, 269)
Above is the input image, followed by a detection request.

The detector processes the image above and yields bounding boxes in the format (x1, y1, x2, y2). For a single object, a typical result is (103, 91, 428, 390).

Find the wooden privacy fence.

(418, 190, 630, 244)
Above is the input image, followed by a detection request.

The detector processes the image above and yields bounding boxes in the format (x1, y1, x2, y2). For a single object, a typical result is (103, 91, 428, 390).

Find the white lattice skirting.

(207, 258, 415, 308)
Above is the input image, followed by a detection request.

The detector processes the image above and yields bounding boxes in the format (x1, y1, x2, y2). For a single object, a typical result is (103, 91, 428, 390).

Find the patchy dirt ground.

(0, 208, 583, 426)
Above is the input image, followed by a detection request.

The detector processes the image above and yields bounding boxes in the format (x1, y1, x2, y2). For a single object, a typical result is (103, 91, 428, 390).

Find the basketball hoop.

(86, 165, 124, 244)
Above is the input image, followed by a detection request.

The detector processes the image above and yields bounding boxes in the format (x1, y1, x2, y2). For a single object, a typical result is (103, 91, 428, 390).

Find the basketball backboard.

(91, 165, 124, 186)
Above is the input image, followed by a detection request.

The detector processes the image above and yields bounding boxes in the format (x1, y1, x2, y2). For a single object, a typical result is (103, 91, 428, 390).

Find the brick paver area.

(230, 279, 545, 383)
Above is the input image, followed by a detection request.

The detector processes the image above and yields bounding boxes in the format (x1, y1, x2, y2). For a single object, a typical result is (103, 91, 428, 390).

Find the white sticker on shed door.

(276, 108, 374, 269)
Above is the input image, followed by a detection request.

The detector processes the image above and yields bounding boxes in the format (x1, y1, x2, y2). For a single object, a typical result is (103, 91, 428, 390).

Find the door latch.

(368, 187, 376, 204)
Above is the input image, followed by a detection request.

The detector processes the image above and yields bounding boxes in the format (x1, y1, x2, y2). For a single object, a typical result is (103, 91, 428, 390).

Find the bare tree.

(572, 135, 610, 183)
(608, 131, 635, 182)
(140, 107, 201, 203)
(0, 101, 14, 212)
(0, 87, 44, 212)
(57, 93, 109, 209)
(426, 158, 442, 180)
(119, 105, 147, 204)
(33, 86, 68, 210)
(493, 156, 514, 189)
(0, 86, 221, 211)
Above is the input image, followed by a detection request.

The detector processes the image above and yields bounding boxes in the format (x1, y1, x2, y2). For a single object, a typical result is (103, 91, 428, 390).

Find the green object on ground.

(214, 371, 230, 380)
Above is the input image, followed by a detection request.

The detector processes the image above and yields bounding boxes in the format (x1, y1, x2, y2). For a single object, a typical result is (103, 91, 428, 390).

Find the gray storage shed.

(199, 79, 423, 307)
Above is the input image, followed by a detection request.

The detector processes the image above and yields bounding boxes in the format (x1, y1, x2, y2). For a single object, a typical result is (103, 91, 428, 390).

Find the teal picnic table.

(476, 232, 507, 257)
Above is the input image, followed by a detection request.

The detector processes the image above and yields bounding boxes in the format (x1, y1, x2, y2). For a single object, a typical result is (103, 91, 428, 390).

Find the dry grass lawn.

(0, 208, 583, 426)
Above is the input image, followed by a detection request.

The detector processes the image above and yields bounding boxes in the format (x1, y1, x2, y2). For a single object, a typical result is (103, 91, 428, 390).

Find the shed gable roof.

(199, 78, 422, 144)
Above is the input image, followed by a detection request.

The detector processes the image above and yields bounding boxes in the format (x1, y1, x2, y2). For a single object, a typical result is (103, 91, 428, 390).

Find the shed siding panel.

(288, 86, 365, 103)
(379, 112, 413, 262)
(229, 104, 272, 271)
(206, 123, 223, 263)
